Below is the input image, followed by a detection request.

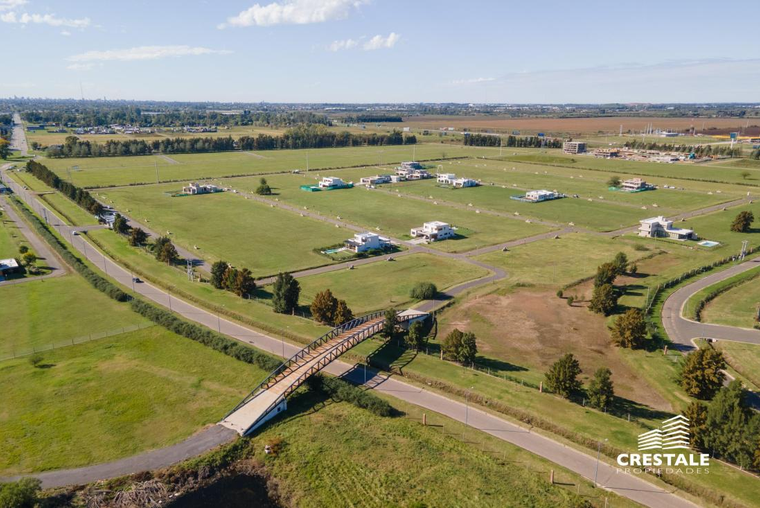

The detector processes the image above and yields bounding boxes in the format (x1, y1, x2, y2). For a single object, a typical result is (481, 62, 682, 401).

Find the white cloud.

(362, 32, 399, 50)
(60, 30, 70, 36)
(67, 63, 96, 71)
(68, 45, 232, 63)
(451, 77, 496, 86)
(0, 11, 90, 28)
(219, 0, 367, 28)
(0, 0, 26, 11)
(328, 38, 358, 52)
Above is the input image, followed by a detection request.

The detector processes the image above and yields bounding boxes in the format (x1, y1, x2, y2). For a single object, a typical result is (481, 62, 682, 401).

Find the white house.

(389, 174, 406, 183)
(525, 189, 559, 202)
(360, 175, 392, 186)
(410, 221, 456, 242)
(319, 176, 345, 188)
(638, 216, 696, 240)
(345, 232, 391, 253)
(437, 173, 456, 184)
(621, 178, 654, 192)
(453, 178, 478, 188)
(183, 182, 219, 195)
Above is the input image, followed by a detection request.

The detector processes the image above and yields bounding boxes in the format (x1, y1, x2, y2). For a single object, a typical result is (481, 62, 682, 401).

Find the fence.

(0, 323, 153, 362)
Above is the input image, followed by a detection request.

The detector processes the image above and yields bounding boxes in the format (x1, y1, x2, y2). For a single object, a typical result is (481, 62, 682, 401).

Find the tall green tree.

(154, 236, 179, 265)
(731, 211, 755, 233)
(333, 299, 354, 326)
(705, 381, 757, 467)
(0, 139, 10, 160)
(612, 252, 629, 275)
(587, 367, 614, 410)
(545, 353, 582, 398)
(210, 260, 229, 289)
(382, 308, 398, 340)
(442, 328, 478, 364)
(233, 267, 256, 297)
(272, 272, 300, 314)
(112, 213, 131, 235)
(128, 227, 148, 246)
(594, 262, 618, 287)
(405, 320, 426, 351)
(589, 283, 618, 316)
(311, 289, 338, 325)
(680, 348, 726, 400)
(683, 401, 709, 451)
(611, 308, 647, 349)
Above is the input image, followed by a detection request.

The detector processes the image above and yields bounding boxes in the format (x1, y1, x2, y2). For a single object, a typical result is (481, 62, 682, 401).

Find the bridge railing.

(224, 310, 385, 418)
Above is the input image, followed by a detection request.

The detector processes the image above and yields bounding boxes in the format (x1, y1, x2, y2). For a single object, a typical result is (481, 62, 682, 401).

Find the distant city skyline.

(1, 0, 759, 103)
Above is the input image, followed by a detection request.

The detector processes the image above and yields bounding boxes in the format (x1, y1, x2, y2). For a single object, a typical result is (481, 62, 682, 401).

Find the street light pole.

(463, 386, 474, 439)
(594, 439, 607, 487)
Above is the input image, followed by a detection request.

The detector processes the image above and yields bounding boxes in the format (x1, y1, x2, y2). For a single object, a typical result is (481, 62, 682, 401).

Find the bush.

(409, 281, 438, 300)
(28, 353, 44, 368)
(0, 477, 41, 508)
(310, 374, 393, 417)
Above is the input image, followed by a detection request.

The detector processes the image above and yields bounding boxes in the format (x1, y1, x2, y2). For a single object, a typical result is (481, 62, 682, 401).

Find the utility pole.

(155, 160, 159, 184)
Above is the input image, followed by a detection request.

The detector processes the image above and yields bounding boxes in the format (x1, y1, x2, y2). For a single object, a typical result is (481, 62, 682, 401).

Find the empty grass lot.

(0, 274, 148, 358)
(227, 173, 554, 252)
(0, 326, 263, 474)
(41, 144, 504, 188)
(98, 186, 349, 276)
(701, 267, 760, 328)
(288, 253, 490, 314)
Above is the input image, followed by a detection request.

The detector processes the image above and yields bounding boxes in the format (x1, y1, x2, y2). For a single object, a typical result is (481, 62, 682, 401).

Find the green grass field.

(251, 393, 638, 508)
(98, 186, 349, 276)
(41, 144, 505, 188)
(715, 341, 760, 390)
(288, 253, 490, 314)
(0, 326, 263, 474)
(227, 173, 554, 252)
(700, 267, 760, 327)
(0, 274, 148, 358)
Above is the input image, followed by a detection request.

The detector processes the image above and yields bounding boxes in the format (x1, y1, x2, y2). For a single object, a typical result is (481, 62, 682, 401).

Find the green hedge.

(11, 196, 129, 302)
(307, 373, 393, 417)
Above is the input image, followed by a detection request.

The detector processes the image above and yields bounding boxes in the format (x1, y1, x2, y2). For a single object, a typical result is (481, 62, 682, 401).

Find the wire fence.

(0, 323, 153, 362)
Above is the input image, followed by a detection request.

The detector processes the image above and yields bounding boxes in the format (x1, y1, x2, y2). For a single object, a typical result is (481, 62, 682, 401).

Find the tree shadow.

(366, 338, 417, 373)
(474, 356, 528, 373)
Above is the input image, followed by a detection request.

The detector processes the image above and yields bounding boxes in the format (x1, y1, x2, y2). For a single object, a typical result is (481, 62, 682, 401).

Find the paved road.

(662, 256, 760, 349)
(9, 113, 28, 156)
(1, 170, 697, 508)
(0, 194, 67, 285)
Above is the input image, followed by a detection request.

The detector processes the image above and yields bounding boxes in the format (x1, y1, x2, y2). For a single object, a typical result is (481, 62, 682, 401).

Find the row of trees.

(112, 212, 182, 267)
(25, 160, 103, 215)
(588, 252, 632, 316)
(462, 134, 563, 149)
(310, 289, 353, 326)
(210, 260, 256, 298)
(45, 126, 417, 158)
(544, 353, 615, 410)
(623, 139, 742, 157)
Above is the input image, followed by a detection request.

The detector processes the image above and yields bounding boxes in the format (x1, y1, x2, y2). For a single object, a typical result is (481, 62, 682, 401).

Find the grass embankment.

(697, 267, 760, 327)
(0, 326, 264, 475)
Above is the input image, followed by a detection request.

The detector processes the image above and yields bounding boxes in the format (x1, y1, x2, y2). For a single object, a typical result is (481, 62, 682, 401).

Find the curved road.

(662, 256, 760, 349)
(0, 170, 697, 508)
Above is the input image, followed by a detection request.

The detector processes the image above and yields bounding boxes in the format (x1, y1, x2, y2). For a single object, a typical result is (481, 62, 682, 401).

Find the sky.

(1, 0, 759, 103)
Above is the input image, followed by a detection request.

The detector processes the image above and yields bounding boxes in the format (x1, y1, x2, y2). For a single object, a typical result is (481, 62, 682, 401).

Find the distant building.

(525, 189, 560, 202)
(563, 141, 587, 154)
(594, 148, 620, 158)
(638, 216, 696, 240)
(399, 161, 423, 170)
(410, 221, 456, 242)
(345, 232, 391, 253)
(360, 175, 392, 186)
(452, 178, 478, 188)
(621, 178, 654, 192)
(397, 164, 431, 180)
(437, 173, 456, 184)
(318, 177, 346, 188)
(660, 131, 679, 137)
(182, 182, 220, 195)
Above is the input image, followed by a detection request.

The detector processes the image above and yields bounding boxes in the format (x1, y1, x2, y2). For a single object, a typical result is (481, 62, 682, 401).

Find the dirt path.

(157, 154, 180, 165)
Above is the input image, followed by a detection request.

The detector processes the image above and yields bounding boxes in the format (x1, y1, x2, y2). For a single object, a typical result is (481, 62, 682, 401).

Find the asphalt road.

(0, 170, 698, 508)
(662, 255, 760, 348)
(9, 113, 28, 156)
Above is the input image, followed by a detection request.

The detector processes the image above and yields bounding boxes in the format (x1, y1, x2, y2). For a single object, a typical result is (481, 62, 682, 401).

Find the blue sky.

(1, 0, 759, 103)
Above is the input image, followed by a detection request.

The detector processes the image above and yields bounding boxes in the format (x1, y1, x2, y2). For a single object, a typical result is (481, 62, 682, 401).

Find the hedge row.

(11, 196, 129, 302)
(129, 299, 282, 372)
(307, 373, 393, 417)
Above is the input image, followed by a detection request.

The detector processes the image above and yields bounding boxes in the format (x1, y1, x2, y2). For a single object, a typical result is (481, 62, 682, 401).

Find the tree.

(311, 289, 338, 325)
(589, 284, 618, 316)
(128, 227, 148, 246)
(21, 251, 36, 266)
(210, 260, 228, 289)
(233, 267, 256, 297)
(18, 245, 28, 254)
(731, 211, 755, 233)
(333, 299, 354, 325)
(272, 272, 300, 314)
(28, 353, 44, 368)
(154, 236, 179, 264)
(112, 213, 131, 235)
(405, 320, 426, 351)
(256, 177, 272, 195)
(612, 252, 629, 275)
(680, 348, 727, 400)
(611, 308, 647, 349)
(383, 308, 398, 340)
(587, 367, 614, 410)
(607, 176, 621, 188)
(409, 281, 438, 300)
(0, 139, 10, 160)
(705, 381, 756, 466)
(594, 262, 618, 287)
(683, 401, 709, 451)
(741, 171, 751, 180)
(442, 328, 478, 364)
(545, 353, 582, 398)
(566, 295, 574, 306)
(222, 266, 238, 291)
(0, 477, 41, 508)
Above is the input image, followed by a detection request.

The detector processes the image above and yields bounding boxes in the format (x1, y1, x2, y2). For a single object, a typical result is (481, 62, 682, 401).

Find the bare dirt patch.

(440, 289, 672, 411)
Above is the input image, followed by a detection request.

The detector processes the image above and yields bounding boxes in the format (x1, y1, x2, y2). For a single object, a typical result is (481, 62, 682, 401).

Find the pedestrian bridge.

(220, 309, 428, 436)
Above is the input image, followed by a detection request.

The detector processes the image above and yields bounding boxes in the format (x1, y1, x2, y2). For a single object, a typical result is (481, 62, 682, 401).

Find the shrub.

(0, 477, 41, 508)
(28, 353, 44, 368)
(409, 281, 438, 300)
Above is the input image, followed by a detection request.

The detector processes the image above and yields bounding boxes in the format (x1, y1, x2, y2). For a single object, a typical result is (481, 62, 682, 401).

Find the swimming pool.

(698, 240, 720, 248)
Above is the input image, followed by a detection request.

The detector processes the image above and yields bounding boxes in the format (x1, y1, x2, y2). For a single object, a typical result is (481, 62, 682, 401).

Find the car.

(132, 277, 143, 283)
(72, 230, 80, 236)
